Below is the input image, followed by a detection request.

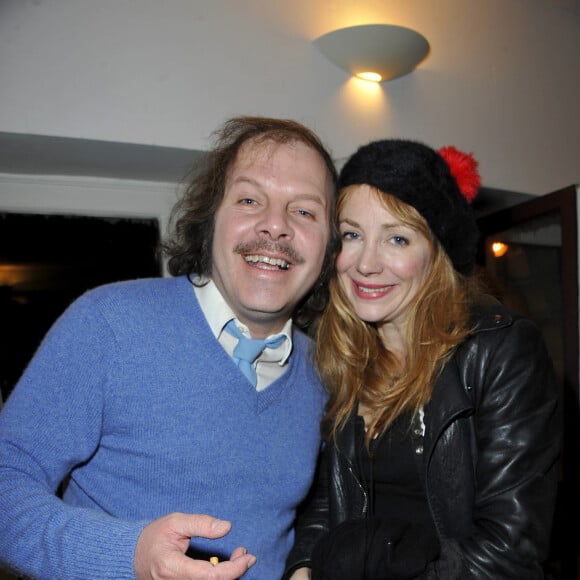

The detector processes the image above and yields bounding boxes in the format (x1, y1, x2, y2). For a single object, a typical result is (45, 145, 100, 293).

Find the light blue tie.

(224, 319, 285, 386)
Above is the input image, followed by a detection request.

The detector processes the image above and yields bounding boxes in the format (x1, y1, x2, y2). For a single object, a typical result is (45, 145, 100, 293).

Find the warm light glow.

(0, 263, 65, 289)
(343, 76, 388, 110)
(491, 242, 509, 258)
(0, 263, 32, 287)
(356, 71, 382, 82)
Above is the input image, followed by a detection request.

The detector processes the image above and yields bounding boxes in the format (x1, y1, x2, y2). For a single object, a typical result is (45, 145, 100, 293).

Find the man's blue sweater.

(0, 276, 327, 579)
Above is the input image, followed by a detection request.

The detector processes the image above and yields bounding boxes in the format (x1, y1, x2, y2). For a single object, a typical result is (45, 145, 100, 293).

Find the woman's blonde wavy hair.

(315, 186, 481, 446)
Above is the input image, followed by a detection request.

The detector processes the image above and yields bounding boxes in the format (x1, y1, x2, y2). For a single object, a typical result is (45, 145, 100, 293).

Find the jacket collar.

(469, 294, 512, 333)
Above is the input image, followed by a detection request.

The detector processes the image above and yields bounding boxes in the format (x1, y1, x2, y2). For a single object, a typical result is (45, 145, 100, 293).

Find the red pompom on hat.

(437, 146, 481, 203)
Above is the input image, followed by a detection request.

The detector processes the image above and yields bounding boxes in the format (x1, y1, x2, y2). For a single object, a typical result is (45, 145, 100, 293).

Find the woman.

(285, 139, 561, 579)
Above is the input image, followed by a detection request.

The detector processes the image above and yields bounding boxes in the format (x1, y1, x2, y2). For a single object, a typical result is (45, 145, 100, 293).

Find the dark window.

(0, 212, 162, 401)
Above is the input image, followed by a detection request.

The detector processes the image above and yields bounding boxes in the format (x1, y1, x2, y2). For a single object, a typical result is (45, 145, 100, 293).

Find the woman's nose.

(356, 243, 383, 275)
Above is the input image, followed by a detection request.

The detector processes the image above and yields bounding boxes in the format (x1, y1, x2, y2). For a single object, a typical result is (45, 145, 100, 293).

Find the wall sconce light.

(314, 24, 430, 83)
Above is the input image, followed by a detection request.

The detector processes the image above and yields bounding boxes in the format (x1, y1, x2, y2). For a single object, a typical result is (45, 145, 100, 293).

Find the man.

(0, 116, 338, 579)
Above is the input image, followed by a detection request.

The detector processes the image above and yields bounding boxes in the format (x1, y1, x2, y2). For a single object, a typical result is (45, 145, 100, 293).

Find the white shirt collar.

(192, 276, 293, 365)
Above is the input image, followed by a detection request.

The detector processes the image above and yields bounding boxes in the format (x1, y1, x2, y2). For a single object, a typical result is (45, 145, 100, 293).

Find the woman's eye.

(391, 235, 408, 246)
(341, 231, 359, 240)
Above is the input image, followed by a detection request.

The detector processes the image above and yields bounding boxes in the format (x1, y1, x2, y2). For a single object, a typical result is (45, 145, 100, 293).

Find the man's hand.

(134, 512, 257, 579)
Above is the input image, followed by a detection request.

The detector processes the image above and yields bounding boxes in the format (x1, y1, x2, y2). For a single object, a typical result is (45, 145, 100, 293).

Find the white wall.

(0, 0, 579, 195)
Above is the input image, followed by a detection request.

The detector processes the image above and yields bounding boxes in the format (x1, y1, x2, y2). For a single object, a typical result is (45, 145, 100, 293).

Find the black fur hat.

(338, 139, 481, 275)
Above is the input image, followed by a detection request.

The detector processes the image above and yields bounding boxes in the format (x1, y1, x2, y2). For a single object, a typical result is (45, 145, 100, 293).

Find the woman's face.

(336, 184, 433, 331)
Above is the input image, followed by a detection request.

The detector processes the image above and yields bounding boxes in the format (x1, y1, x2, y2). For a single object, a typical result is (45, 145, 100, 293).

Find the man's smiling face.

(211, 137, 333, 338)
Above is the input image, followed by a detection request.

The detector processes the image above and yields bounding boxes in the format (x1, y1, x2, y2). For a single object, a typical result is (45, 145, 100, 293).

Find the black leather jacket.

(285, 299, 562, 579)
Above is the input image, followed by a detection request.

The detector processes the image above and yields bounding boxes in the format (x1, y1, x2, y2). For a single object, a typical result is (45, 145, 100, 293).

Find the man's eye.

(297, 209, 313, 218)
(240, 198, 256, 205)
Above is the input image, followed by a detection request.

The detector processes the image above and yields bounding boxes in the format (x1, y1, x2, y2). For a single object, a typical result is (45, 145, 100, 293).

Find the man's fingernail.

(212, 519, 230, 532)
(247, 555, 257, 567)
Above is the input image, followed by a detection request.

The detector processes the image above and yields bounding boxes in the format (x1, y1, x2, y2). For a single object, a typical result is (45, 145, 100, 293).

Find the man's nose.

(256, 205, 293, 240)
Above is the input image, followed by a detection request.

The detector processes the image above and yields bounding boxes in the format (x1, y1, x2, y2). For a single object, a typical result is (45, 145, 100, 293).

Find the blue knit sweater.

(0, 276, 327, 579)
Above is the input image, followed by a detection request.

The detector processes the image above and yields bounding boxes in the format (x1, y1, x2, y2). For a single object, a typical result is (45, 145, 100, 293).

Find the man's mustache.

(234, 239, 305, 265)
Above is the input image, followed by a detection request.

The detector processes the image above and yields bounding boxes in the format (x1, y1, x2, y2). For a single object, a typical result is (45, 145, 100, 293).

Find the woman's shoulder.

(468, 293, 535, 333)
(466, 293, 548, 357)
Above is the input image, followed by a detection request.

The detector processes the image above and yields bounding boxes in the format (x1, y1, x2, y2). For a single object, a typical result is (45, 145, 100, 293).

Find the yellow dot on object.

(210, 556, 219, 566)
